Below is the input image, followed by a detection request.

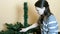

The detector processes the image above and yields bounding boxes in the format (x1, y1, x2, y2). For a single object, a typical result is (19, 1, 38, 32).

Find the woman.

(20, 0, 58, 34)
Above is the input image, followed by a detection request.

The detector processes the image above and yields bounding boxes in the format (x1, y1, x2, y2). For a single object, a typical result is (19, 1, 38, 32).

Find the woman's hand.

(20, 28, 28, 32)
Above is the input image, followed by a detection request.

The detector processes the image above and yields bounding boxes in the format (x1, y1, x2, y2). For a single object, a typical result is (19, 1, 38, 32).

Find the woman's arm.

(26, 22, 38, 30)
(20, 22, 38, 32)
(48, 15, 58, 34)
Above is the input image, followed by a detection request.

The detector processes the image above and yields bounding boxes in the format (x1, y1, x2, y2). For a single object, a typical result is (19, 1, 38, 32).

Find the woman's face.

(36, 7, 45, 15)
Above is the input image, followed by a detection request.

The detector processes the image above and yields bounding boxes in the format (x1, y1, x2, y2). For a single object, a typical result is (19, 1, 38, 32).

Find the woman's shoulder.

(49, 15, 55, 18)
(48, 14, 56, 22)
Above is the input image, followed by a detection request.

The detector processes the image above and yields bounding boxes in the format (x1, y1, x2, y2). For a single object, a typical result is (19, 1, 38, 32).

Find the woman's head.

(35, 0, 52, 16)
(35, 0, 52, 24)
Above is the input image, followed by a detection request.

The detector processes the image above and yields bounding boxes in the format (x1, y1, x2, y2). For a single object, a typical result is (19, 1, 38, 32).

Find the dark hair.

(35, 0, 52, 24)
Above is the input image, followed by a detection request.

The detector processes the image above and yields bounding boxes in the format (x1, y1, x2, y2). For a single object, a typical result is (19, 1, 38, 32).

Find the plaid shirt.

(41, 15, 58, 34)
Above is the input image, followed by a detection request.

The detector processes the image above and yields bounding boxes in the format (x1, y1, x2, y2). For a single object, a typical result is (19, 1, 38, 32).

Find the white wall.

(0, 0, 19, 30)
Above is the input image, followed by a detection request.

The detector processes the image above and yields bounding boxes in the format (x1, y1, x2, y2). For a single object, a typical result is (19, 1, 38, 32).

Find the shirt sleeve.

(47, 15, 58, 34)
